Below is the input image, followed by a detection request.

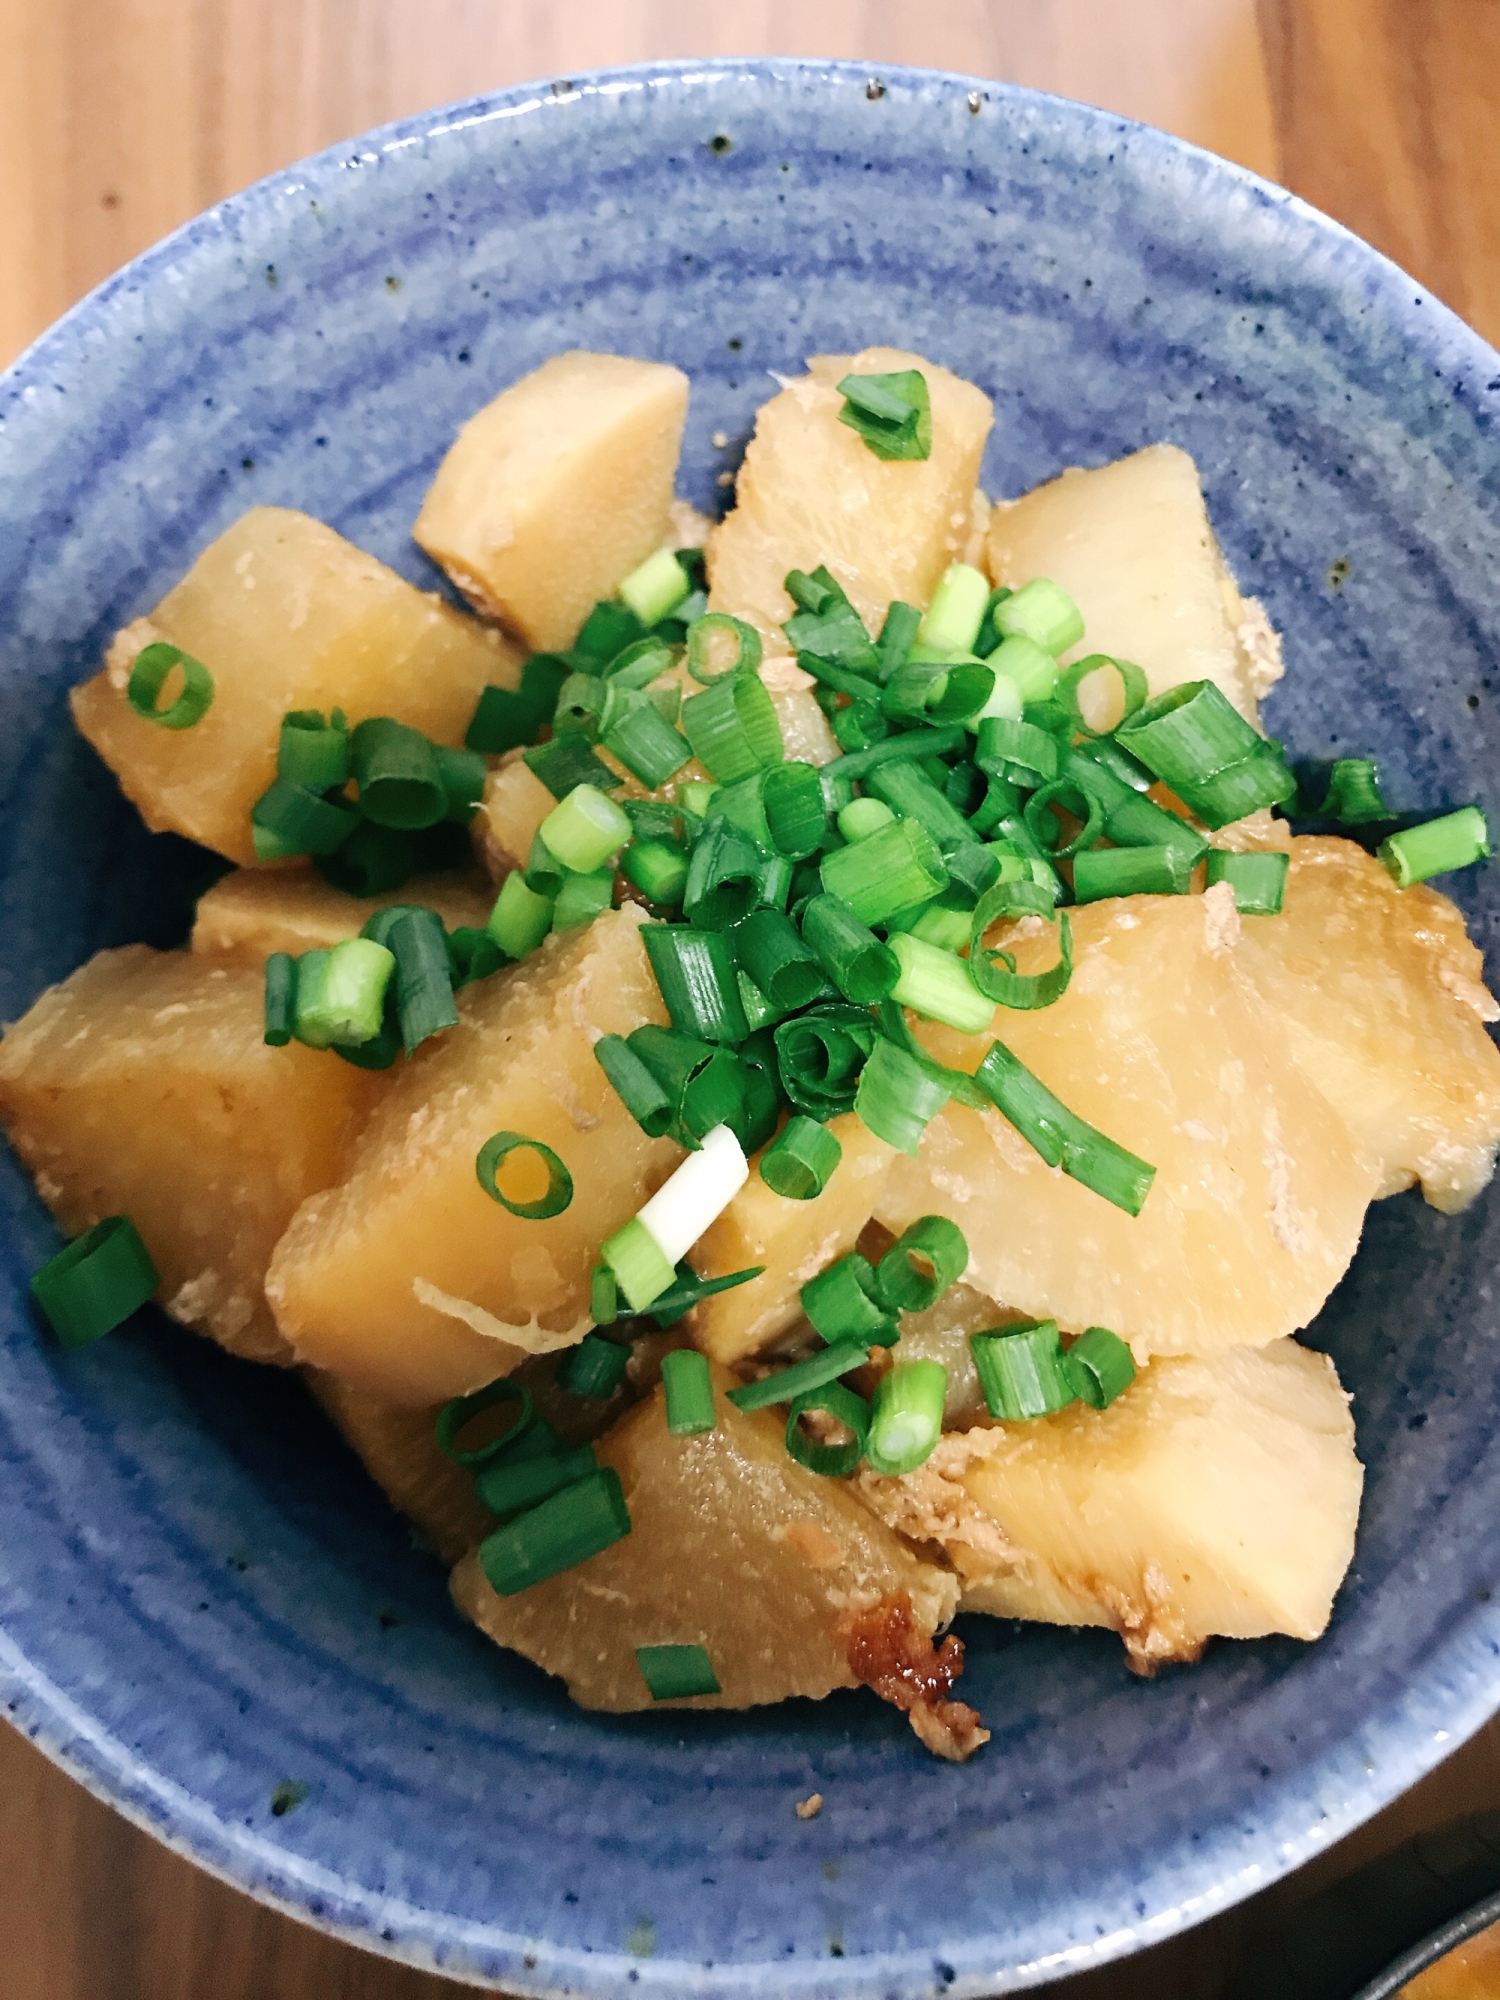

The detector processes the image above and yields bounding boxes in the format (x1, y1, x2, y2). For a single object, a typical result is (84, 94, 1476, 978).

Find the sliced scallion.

(970, 1320, 1075, 1420)
(888, 932, 993, 1034)
(800, 1252, 896, 1346)
(278, 708, 349, 791)
(250, 778, 358, 859)
(727, 1341, 871, 1412)
(1073, 845, 1196, 902)
(684, 820, 764, 930)
(475, 1442, 599, 1521)
(976, 1040, 1156, 1215)
(126, 641, 215, 728)
(648, 1260, 763, 1330)
(662, 1347, 717, 1436)
(866, 760, 979, 853)
(1023, 779, 1105, 860)
(600, 1215, 677, 1312)
(1063, 1325, 1137, 1409)
(992, 578, 1085, 656)
(762, 761, 828, 857)
(591, 1264, 619, 1326)
(30, 1215, 159, 1348)
(478, 1466, 631, 1595)
(621, 837, 689, 905)
(593, 1034, 676, 1139)
(1056, 653, 1148, 738)
(388, 907, 459, 1054)
(786, 1381, 871, 1477)
(263, 952, 297, 1047)
(349, 717, 445, 829)
(774, 1004, 877, 1120)
(636, 1642, 720, 1700)
(540, 783, 632, 874)
(917, 564, 991, 656)
(967, 884, 1073, 1009)
(1318, 757, 1390, 825)
(465, 657, 570, 753)
(876, 1215, 968, 1313)
(819, 815, 948, 927)
(734, 909, 825, 1013)
(642, 926, 750, 1043)
(864, 1360, 947, 1476)
(835, 368, 932, 460)
(558, 1331, 630, 1399)
(435, 1377, 534, 1467)
(635, 1123, 749, 1267)
(759, 1116, 842, 1200)
(619, 547, 691, 627)
(838, 797, 896, 843)
(817, 725, 968, 792)
(476, 1131, 574, 1219)
(1379, 806, 1490, 887)
(487, 871, 555, 958)
(854, 1036, 951, 1156)
(292, 936, 395, 1049)
(524, 732, 621, 799)
(602, 698, 691, 788)
(1203, 848, 1290, 914)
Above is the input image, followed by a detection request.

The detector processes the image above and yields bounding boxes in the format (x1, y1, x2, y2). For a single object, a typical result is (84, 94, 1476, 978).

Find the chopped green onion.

(889, 933, 993, 1034)
(635, 1123, 749, 1265)
(854, 1036, 951, 1156)
(551, 867, 614, 933)
(435, 745, 487, 824)
(1059, 747, 1209, 866)
(876, 1216, 968, 1313)
(279, 708, 349, 791)
(1203, 848, 1289, 913)
(436, 1377, 535, 1467)
(1056, 654, 1148, 738)
(1077, 733, 1154, 792)
(786, 1381, 871, 1476)
(838, 797, 896, 843)
(648, 1260, 763, 1330)
(601, 635, 676, 690)
(943, 841, 1002, 901)
(601, 1215, 677, 1311)
(478, 1466, 631, 1595)
(727, 1342, 871, 1412)
(917, 564, 991, 655)
(552, 670, 608, 734)
(818, 725, 969, 792)
(874, 997, 989, 1111)
(774, 1004, 877, 1119)
(992, 578, 1084, 656)
(801, 1252, 896, 1346)
(785, 603, 881, 679)
(982, 632, 1059, 705)
(662, 1347, 717, 1435)
(760, 1116, 842, 1199)
(475, 1442, 599, 1521)
(487, 871, 555, 958)
(755, 852, 794, 915)
(315, 820, 414, 896)
(785, 565, 851, 618)
(1116, 679, 1259, 787)
(676, 779, 720, 822)
(975, 717, 1059, 791)
(866, 760, 980, 854)
(447, 926, 506, 987)
(1073, 846, 1196, 902)
(864, 1359, 946, 1475)
(976, 1041, 1156, 1215)
(476, 1131, 574, 1219)
(711, 771, 774, 853)
(572, 599, 648, 669)
(1024, 779, 1105, 860)
(388, 907, 459, 1054)
(292, 936, 395, 1049)
(619, 547, 691, 626)
(835, 368, 932, 461)
(762, 761, 828, 857)
(970, 1320, 1075, 1420)
(622, 837, 689, 905)
(466, 657, 570, 753)
(591, 1264, 619, 1326)
(602, 700, 691, 789)
(1186, 745, 1299, 828)
(635, 1642, 720, 1700)
(734, 909, 825, 1013)
(681, 672, 783, 780)
(1318, 758, 1390, 825)
(973, 586, 1015, 661)
(524, 733, 621, 799)
(888, 891, 975, 953)
(627, 1026, 739, 1147)
(966, 669, 1025, 729)
(250, 778, 358, 859)
(263, 952, 297, 1046)
(524, 831, 564, 900)
(595, 1035, 676, 1139)
(1379, 806, 1490, 887)
(540, 783, 632, 874)
(877, 600, 923, 680)
(30, 1215, 158, 1348)
(686, 612, 763, 685)
(126, 641, 214, 728)
(349, 718, 445, 830)
(800, 894, 899, 1004)
(883, 659, 996, 727)
(684, 820, 764, 930)
(967, 883, 1073, 1009)
(820, 816, 948, 927)
(642, 925, 749, 1043)
(1063, 1325, 1137, 1409)
(559, 1331, 630, 1399)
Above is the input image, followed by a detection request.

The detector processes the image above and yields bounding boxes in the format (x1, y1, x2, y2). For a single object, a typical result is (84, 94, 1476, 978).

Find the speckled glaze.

(1, 58, 1499, 2000)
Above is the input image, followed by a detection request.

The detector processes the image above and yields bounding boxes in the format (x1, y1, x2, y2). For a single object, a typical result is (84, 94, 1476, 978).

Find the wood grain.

(2, 4, 1498, 1996)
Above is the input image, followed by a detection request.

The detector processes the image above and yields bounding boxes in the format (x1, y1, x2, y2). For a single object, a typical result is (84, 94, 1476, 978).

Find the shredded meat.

(842, 1595, 990, 1763)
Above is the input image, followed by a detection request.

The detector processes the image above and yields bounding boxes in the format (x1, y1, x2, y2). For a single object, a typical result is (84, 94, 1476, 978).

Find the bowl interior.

(2, 59, 1500, 2000)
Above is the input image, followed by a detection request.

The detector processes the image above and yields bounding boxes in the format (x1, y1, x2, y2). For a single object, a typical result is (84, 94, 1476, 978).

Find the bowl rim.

(4, 51, 1500, 2000)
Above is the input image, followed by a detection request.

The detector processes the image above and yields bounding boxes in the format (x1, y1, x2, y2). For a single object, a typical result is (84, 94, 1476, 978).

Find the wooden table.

(3, 4, 1500, 1994)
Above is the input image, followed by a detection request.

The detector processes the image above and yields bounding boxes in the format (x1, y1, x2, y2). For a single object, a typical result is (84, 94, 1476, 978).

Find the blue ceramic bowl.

(2, 58, 1499, 2000)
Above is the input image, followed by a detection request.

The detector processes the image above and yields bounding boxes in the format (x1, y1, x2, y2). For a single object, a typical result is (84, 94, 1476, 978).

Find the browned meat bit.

(842, 1595, 990, 1763)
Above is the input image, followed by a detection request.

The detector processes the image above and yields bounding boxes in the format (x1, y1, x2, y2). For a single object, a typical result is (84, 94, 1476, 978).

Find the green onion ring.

(786, 1382, 871, 1477)
(1022, 779, 1106, 860)
(968, 883, 1075, 1010)
(1055, 654, 1149, 740)
(475, 1131, 574, 1219)
(686, 612, 763, 684)
(436, 1378, 535, 1467)
(126, 641, 215, 729)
